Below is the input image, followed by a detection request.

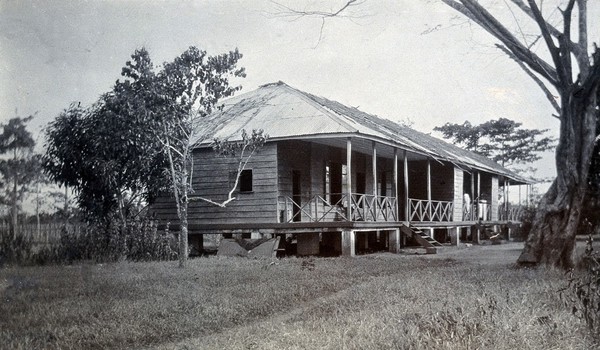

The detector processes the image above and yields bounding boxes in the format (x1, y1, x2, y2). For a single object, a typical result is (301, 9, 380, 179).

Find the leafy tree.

(43, 49, 171, 224)
(278, 0, 600, 269)
(28, 154, 49, 236)
(435, 118, 555, 168)
(0, 115, 38, 237)
(45, 46, 265, 267)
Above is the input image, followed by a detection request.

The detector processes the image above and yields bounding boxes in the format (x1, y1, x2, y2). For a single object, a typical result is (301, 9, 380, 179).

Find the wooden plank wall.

(490, 175, 499, 221)
(453, 167, 464, 221)
(150, 143, 279, 226)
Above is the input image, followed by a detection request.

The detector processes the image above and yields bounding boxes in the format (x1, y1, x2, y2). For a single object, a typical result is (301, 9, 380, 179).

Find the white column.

(393, 148, 399, 221)
(427, 158, 432, 223)
(404, 150, 409, 223)
(427, 158, 432, 202)
(477, 171, 481, 217)
(372, 142, 378, 220)
(346, 138, 352, 220)
(506, 179, 510, 211)
(372, 142, 377, 197)
(470, 170, 475, 220)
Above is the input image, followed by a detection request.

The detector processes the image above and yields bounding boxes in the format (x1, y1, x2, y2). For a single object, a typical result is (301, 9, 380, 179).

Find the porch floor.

(179, 220, 521, 235)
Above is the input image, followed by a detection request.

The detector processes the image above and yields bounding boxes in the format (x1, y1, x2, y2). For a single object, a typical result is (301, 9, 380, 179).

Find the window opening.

(239, 169, 253, 192)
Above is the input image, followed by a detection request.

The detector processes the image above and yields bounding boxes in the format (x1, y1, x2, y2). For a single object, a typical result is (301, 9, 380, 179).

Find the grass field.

(1, 242, 597, 349)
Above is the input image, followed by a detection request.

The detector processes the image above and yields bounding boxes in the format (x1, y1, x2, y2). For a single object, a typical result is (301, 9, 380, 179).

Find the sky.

(1, 0, 597, 187)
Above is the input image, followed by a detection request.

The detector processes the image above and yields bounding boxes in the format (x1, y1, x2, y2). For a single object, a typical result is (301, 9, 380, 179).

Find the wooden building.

(151, 81, 531, 256)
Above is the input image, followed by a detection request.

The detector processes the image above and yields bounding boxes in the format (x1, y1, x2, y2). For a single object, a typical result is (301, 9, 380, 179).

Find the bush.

(56, 219, 177, 263)
(0, 219, 177, 266)
(562, 235, 600, 338)
(0, 233, 35, 266)
(513, 205, 537, 241)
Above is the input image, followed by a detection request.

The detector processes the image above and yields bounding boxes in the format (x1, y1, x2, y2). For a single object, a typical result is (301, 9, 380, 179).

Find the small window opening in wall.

(239, 169, 253, 192)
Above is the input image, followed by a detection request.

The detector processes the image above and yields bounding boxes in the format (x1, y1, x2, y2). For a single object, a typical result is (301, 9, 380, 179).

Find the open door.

(329, 162, 343, 205)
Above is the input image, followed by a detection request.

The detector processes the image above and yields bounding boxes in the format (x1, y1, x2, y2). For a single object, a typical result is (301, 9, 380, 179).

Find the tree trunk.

(11, 175, 18, 239)
(518, 88, 598, 268)
(178, 199, 189, 268)
(64, 186, 69, 220)
(36, 184, 40, 240)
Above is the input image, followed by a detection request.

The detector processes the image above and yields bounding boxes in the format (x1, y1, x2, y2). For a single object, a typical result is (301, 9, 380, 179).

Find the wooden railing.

(351, 194, 398, 222)
(498, 205, 524, 221)
(463, 203, 526, 222)
(409, 198, 453, 222)
(278, 195, 524, 224)
(278, 194, 347, 223)
(278, 193, 398, 223)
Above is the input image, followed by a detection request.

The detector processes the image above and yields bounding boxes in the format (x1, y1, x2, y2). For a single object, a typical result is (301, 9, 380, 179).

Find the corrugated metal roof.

(194, 81, 531, 184)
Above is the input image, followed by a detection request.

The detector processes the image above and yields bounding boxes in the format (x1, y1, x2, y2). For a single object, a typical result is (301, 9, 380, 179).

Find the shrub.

(513, 205, 536, 241)
(56, 219, 177, 263)
(0, 218, 177, 266)
(561, 234, 600, 338)
(0, 233, 34, 266)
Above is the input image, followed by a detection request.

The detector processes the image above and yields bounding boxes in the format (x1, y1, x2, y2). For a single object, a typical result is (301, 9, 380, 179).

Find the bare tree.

(157, 47, 266, 268)
(275, 0, 600, 268)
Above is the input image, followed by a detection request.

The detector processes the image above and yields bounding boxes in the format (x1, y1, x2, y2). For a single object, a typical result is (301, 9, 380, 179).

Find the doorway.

(292, 170, 301, 222)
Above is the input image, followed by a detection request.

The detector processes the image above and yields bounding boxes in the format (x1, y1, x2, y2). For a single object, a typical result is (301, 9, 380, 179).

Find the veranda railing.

(408, 198, 454, 222)
(277, 193, 398, 223)
(498, 205, 524, 221)
(351, 194, 398, 222)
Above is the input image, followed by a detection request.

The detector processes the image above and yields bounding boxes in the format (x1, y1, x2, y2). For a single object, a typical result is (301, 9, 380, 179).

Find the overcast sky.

(2, 0, 597, 182)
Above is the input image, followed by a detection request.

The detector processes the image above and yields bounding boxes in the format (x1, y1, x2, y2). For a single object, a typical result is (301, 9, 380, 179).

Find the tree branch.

(509, 0, 587, 61)
(496, 44, 561, 115)
(508, 0, 562, 38)
(576, 0, 590, 76)
(442, 0, 559, 87)
(271, 0, 361, 19)
(526, 0, 576, 88)
(162, 124, 182, 219)
(559, 0, 576, 85)
(189, 139, 259, 207)
(157, 136, 185, 159)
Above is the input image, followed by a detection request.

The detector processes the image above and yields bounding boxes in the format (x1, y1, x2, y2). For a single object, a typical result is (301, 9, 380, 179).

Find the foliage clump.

(434, 118, 555, 169)
(56, 218, 177, 263)
(0, 233, 34, 266)
(512, 205, 537, 241)
(0, 218, 176, 266)
(562, 235, 600, 338)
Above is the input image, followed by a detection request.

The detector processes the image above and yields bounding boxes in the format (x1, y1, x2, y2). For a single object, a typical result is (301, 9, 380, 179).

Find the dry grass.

(0, 242, 596, 349)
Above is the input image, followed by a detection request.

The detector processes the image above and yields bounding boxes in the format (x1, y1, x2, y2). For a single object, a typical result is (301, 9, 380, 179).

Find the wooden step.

(400, 225, 443, 249)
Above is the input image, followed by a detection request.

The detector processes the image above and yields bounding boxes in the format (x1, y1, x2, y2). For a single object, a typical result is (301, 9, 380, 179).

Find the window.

(239, 169, 253, 193)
